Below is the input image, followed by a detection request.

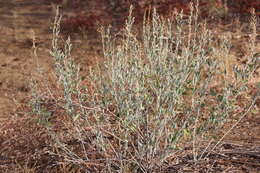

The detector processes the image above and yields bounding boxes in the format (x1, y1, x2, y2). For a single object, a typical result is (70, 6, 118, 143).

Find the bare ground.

(0, 1, 259, 172)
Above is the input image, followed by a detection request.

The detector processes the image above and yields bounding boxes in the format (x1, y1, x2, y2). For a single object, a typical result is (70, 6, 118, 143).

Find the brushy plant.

(29, 4, 259, 172)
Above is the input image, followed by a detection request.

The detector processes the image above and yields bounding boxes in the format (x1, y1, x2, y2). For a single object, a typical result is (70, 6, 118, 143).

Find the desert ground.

(0, 0, 259, 172)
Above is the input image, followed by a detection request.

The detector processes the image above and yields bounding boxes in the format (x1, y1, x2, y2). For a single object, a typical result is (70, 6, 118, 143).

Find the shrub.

(29, 5, 259, 172)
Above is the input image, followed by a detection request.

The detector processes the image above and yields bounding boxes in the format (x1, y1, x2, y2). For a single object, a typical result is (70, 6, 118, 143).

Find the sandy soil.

(0, 1, 259, 172)
(0, 1, 51, 119)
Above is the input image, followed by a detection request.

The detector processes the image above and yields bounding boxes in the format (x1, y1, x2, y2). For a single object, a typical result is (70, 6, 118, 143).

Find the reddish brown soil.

(0, 1, 259, 172)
